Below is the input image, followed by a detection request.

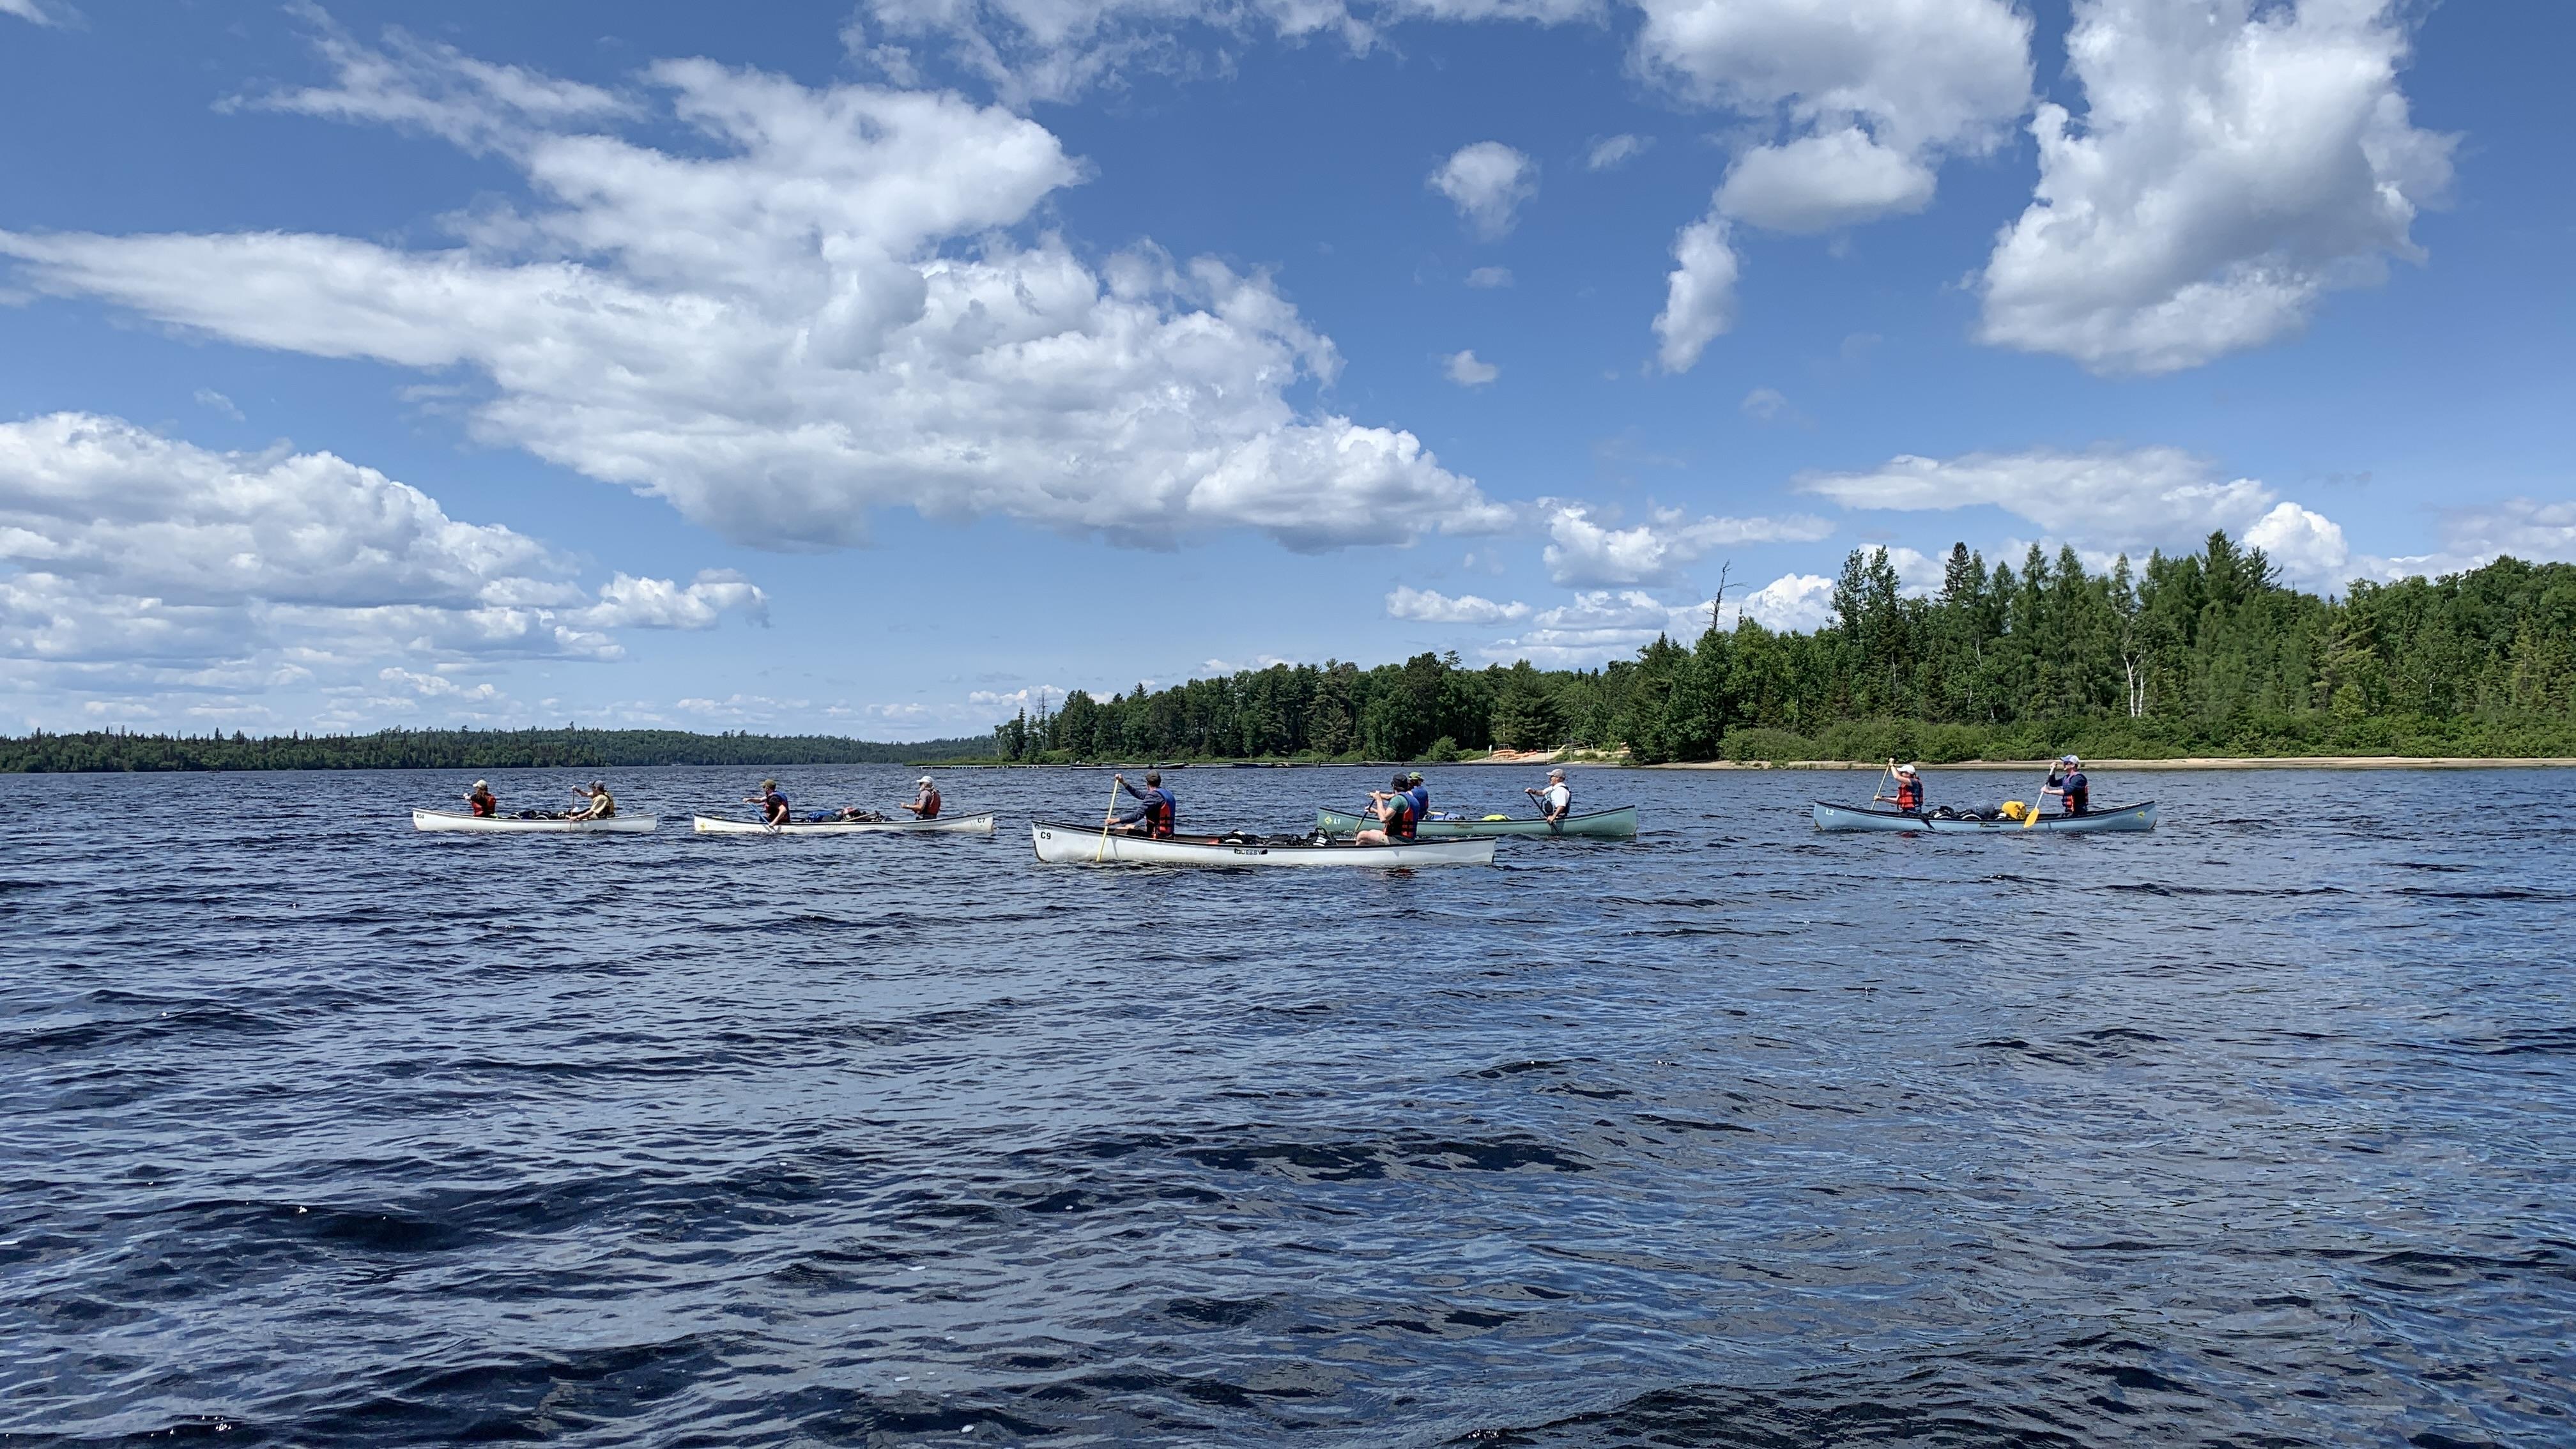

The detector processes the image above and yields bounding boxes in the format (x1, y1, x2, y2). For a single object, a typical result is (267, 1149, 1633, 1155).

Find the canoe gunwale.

(411, 809, 659, 834)
(1314, 803, 1637, 838)
(691, 812, 996, 836)
(1029, 820, 1496, 866)
(1811, 800, 2158, 834)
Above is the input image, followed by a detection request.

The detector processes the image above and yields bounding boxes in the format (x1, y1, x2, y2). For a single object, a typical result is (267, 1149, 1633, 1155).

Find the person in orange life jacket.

(2043, 755, 2090, 815)
(463, 779, 498, 818)
(744, 778, 790, 827)
(1357, 772, 1418, 845)
(1874, 761, 1926, 813)
(1108, 771, 1176, 837)
(902, 776, 942, 820)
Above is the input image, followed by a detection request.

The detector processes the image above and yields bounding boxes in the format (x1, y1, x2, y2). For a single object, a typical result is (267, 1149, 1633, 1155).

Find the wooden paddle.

(1095, 775, 1121, 862)
(2022, 761, 2054, 830)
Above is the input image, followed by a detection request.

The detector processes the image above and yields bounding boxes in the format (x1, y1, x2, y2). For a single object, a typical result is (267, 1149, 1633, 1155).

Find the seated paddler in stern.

(902, 775, 942, 820)
(571, 781, 617, 820)
(1108, 770, 1176, 837)
(745, 778, 791, 827)
(2042, 755, 2090, 816)
(1874, 761, 1926, 814)
(1526, 767, 1572, 826)
(463, 779, 498, 818)
(1356, 772, 1419, 845)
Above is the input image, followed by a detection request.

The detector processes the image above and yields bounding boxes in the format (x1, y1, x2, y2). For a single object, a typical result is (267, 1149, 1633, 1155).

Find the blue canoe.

(1813, 800, 2158, 834)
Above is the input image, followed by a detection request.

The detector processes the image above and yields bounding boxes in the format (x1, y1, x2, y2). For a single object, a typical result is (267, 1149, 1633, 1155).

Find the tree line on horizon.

(10, 533, 2571, 773)
(0, 726, 987, 774)
(981, 533, 2576, 763)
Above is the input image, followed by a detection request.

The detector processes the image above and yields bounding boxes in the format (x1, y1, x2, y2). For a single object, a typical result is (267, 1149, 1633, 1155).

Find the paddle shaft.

(1096, 776, 1120, 862)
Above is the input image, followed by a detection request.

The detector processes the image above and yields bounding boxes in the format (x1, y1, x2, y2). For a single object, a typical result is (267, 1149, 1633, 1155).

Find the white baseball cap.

(471, 779, 487, 790)
(1894, 763, 1919, 775)
(918, 775, 934, 785)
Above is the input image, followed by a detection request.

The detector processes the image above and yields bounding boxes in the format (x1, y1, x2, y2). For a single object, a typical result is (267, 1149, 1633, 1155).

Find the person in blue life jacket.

(1874, 761, 1926, 813)
(2042, 755, 2090, 816)
(744, 778, 790, 827)
(1108, 770, 1176, 838)
(1356, 772, 1418, 845)
(1405, 770, 1430, 825)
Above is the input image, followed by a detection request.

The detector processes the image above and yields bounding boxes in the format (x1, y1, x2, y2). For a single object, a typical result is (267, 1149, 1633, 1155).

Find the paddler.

(1356, 771, 1419, 845)
(1107, 770, 1176, 837)
(744, 778, 791, 827)
(1405, 770, 1431, 824)
(2041, 755, 2090, 816)
(463, 779, 498, 818)
(1524, 767, 1572, 825)
(1873, 761, 1925, 813)
(571, 781, 617, 820)
(902, 775, 942, 820)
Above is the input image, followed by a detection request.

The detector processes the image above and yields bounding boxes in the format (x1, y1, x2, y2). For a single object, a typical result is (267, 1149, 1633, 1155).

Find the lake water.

(3, 764, 2570, 1446)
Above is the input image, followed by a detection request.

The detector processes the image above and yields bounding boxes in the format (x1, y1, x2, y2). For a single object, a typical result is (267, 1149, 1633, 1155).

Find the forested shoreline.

(981, 534, 2576, 765)
(0, 728, 987, 774)
(12, 534, 2573, 772)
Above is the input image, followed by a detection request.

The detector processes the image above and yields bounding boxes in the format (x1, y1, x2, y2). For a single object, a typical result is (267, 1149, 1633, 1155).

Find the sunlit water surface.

(3, 765, 2570, 1446)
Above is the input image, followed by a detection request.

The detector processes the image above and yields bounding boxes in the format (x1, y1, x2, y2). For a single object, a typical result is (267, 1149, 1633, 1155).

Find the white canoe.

(412, 809, 658, 834)
(1030, 821, 1496, 868)
(693, 812, 996, 836)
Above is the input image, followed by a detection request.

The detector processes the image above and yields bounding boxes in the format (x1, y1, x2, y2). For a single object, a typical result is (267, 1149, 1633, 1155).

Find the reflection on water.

(2, 764, 2570, 1445)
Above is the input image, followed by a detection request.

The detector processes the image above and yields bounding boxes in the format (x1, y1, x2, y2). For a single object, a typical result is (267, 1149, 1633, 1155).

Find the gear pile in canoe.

(1811, 800, 2158, 834)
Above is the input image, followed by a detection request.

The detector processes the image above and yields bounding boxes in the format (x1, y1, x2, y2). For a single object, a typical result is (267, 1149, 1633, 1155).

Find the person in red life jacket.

(744, 778, 791, 827)
(1874, 760, 1926, 813)
(902, 776, 942, 820)
(1356, 772, 1418, 845)
(2043, 755, 2090, 816)
(463, 779, 498, 818)
(1108, 771, 1176, 837)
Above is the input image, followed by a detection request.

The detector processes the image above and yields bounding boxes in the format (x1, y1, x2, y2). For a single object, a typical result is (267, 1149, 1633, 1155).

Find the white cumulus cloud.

(1429, 141, 1539, 240)
(1443, 348, 1500, 386)
(1793, 443, 2403, 588)
(1977, 0, 2455, 374)
(1727, 571, 1837, 632)
(1652, 213, 1740, 372)
(1586, 133, 1650, 171)
(1464, 265, 1514, 288)
(0, 31, 1508, 556)
(1715, 126, 1936, 234)
(0, 0, 67, 26)
(1386, 585, 1529, 624)
(0, 413, 764, 717)
(1542, 502, 1833, 587)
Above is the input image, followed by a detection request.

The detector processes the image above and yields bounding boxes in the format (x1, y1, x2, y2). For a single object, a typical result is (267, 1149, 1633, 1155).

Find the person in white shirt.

(1526, 767, 1572, 827)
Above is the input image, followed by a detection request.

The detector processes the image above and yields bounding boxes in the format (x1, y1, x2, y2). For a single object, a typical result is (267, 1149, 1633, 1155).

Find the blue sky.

(1, 0, 2568, 739)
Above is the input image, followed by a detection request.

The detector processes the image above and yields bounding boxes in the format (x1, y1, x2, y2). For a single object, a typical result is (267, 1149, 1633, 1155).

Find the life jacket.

(917, 788, 940, 820)
(1385, 795, 1416, 842)
(1144, 789, 1175, 838)
(2058, 772, 2089, 814)
(763, 791, 790, 821)
(1894, 776, 1923, 811)
(469, 793, 496, 818)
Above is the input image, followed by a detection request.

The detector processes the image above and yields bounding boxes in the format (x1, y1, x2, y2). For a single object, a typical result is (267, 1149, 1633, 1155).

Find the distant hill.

(0, 727, 990, 773)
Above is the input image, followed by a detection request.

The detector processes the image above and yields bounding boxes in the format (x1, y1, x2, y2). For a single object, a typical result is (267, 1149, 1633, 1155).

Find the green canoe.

(1315, 804, 1638, 839)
